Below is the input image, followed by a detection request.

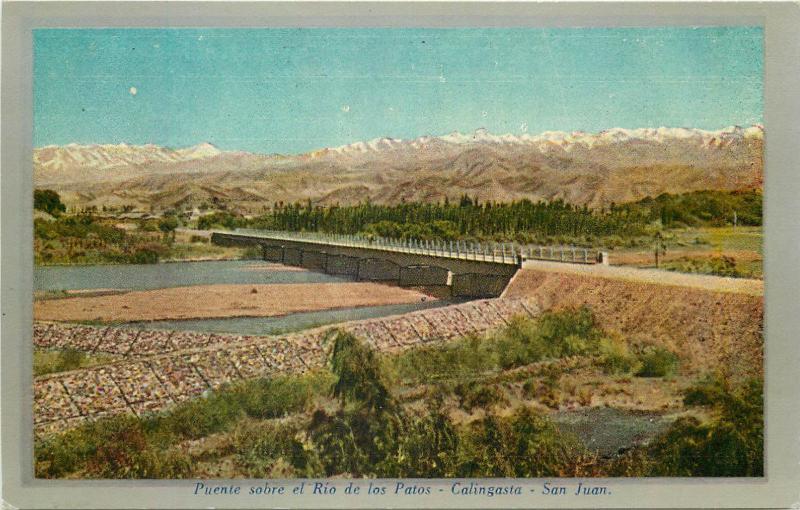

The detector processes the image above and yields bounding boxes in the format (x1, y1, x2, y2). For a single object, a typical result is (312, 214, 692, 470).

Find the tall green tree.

(34, 189, 66, 216)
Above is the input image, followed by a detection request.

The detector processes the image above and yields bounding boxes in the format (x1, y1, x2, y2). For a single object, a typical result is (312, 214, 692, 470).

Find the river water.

(34, 260, 454, 334)
(33, 259, 349, 291)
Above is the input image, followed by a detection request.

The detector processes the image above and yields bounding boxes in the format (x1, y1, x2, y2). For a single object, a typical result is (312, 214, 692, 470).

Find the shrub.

(155, 390, 244, 439)
(386, 308, 608, 388)
(35, 371, 334, 478)
(650, 377, 763, 476)
(388, 405, 459, 477)
(636, 346, 679, 377)
(328, 330, 392, 411)
(454, 406, 587, 477)
(234, 373, 331, 420)
(158, 216, 179, 235)
(534, 306, 602, 359)
(84, 422, 191, 478)
(663, 256, 742, 278)
(34, 189, 66, 216)
(36, 414, 190, 479)
(385, 333, 498, 386)
(454, 382, 507, 411)
(234, 420, 320, 478)
(597, 336, 639, 375)
(308, 406, 405, 477)
(129, 243, 167, 264)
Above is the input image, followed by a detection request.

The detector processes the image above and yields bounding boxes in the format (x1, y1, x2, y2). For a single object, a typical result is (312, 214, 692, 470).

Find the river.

(34, 260, 455, 335)
(33, 259, 349, 291)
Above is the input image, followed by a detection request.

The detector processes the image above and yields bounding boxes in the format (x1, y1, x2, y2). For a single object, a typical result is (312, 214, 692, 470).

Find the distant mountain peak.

(317, 124, 763, 158)
(33, 141, 226, 172)
(176, 142, 222, 159)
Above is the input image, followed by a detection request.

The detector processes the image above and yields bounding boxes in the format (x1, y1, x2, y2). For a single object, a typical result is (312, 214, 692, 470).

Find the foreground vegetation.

(35, 309, 762, 479)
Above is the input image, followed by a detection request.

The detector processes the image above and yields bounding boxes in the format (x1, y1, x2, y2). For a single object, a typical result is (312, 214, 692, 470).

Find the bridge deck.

(218, 229, 601, 266)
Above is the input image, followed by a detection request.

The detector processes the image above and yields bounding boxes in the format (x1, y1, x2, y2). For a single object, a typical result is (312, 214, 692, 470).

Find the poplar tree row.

(260, 196, 649, 240)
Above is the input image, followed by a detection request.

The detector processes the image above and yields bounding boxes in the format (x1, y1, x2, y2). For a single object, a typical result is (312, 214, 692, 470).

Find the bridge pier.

(300, 249, 327, 271)
(326, 254, 360, 277)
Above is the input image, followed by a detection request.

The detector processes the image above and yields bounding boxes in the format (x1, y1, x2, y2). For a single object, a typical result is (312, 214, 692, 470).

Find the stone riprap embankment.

(33, 298, 540, 438)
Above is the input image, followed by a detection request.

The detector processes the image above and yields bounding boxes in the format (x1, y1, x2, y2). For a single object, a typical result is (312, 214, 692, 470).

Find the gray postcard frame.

(2, 2, 799, 509)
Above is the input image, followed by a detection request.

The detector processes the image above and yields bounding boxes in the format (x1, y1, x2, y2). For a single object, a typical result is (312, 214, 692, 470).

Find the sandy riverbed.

(34, 282, 434, 323)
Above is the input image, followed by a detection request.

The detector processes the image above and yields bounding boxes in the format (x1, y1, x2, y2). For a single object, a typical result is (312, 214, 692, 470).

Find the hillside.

(34, 125, 764, 213)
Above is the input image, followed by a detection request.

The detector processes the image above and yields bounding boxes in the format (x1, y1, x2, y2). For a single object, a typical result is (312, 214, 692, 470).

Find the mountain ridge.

(33, 125, 764, 213)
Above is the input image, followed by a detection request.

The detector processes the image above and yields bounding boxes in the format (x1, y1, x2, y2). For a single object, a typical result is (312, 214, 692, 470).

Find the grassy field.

(34, 308, 762, 479)
(610, 226, 762, 278)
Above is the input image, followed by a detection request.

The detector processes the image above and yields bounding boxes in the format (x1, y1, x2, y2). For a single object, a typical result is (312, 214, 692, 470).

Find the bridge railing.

(231, 229, 600, 265)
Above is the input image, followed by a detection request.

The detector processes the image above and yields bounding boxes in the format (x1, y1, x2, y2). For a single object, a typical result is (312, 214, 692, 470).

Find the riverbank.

(33, 282, 435, 323)
(35, 253, 255, 267)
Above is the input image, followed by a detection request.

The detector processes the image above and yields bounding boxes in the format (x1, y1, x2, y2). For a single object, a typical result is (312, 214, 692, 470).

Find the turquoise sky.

(34, 27, 763, 154)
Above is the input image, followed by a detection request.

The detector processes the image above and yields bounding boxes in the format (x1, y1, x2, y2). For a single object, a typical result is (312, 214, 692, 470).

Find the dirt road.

(510, 260, 763, 296)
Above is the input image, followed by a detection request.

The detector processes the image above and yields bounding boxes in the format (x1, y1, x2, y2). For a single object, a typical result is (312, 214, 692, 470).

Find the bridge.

(211, 229, 604, 298)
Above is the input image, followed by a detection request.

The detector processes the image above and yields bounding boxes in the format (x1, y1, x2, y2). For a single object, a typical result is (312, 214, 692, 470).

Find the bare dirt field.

(34, 282, 434, 323)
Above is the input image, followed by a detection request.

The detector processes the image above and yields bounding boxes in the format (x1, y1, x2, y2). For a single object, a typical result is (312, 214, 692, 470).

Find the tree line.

(197, 189, 761, 242)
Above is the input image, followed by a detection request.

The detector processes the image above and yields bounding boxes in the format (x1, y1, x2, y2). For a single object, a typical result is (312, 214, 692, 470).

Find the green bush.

(387, 333, 498, 385)
(36, 414, 189, 479)
(648, 375, 763, 476)
(34, 189, 66, 216)
(385, 307, 607, 388)
(234, 420, 320, 478)
(311, 407, 404, 477)
(153, 391, 244, 440)
(389, 406, 459, 477)
(636, 346, 679, 377)
(328, 330, 392, 411)
(234, 373, 332, 420)
(662, 255, 742, 278)
(35, 371, 333, 478)
(454, 382, 507, 411)
(597, 336, 639, 375)
(130, 245, 163, 264)
(84, 422, 191, 478)
(197, 211, 245, 230)
(454, 406, 587, 477)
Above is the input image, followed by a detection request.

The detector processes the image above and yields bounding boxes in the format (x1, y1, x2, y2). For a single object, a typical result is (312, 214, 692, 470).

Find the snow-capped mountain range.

(33, 125, 763, 212)
(34, 142, 223, 172)
(323, 125, 764, 156)
(35, 124, 764, 171)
